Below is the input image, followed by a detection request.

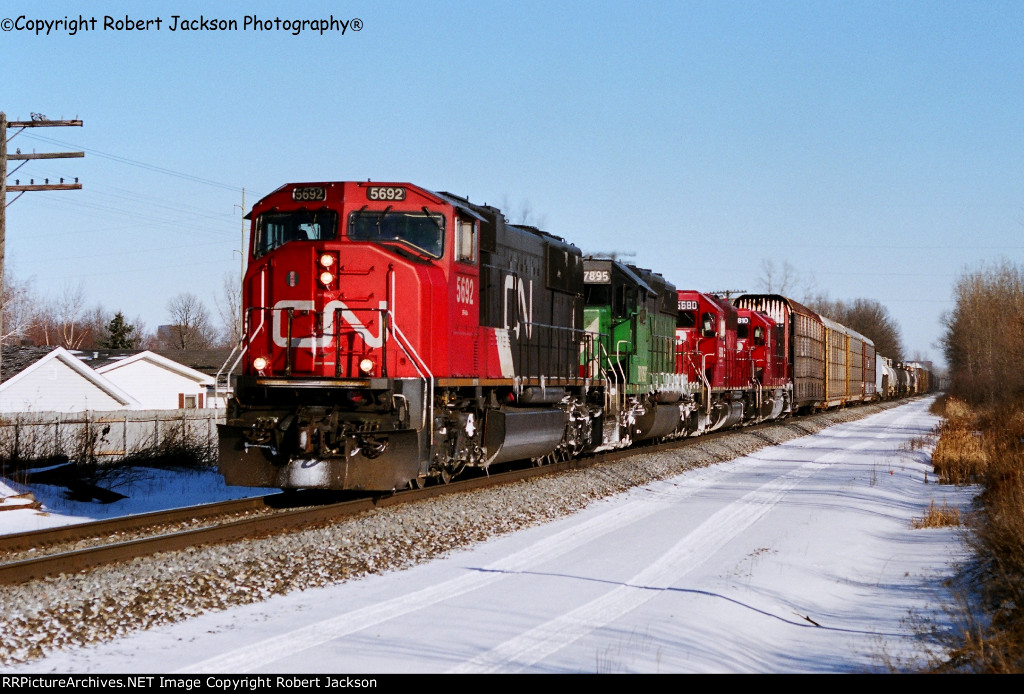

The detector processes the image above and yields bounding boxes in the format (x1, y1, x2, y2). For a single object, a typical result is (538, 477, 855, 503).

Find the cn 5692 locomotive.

(218, 181, 934, 492)
(219, 181, 603, 491)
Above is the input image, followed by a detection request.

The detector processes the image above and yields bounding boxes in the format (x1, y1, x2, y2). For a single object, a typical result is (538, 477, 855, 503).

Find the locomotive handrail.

(214, 338, 246, 401)
(700, 353, 713, 415)
(597, 340, 619, 414)
(387, 320, 432, 439)
(215, 268, 269, 400)
(321, 304, 389, 378)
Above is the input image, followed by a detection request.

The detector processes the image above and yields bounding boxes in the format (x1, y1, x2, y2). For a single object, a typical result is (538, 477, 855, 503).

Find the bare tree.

(757, 259, 815, 297)
(941, 259, 1024, 404)
(54, 282, 91, 348)
(804, 294, 905, 362)
(844, 298, 905, 362)
(214, 270, 242, 346)
(1, 272, 39, 346)
(24, 282, 102, 349)
(164, 292, 216, 351)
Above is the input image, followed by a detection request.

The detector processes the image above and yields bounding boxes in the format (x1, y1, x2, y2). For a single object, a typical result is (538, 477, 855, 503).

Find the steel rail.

(0, 494, 283, 554)
(0, 440, 675, 586)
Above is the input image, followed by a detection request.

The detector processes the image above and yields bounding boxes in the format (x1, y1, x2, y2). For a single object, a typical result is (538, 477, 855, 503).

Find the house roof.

(152, 349, 233, 377)
(67, 348, 145, 371)
(0, 346, 140, 407)
(0, 346, 60, 383)
(95, 350, 215, 384)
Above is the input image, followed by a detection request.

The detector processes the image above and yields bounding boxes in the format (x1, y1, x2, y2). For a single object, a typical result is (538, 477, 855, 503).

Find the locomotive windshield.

(253, 209, 338, 258)
(348, 209, 445, 258)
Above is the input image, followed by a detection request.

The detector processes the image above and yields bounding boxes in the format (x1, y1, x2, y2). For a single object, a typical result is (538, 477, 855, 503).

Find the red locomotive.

(219, 181, 601, 491)
(675, 291, 791, 434)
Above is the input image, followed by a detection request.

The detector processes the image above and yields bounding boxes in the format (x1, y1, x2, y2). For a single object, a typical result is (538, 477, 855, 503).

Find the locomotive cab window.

(254, 209, 338, 258)
(701, 312, 716, 338)
(677, 310, 696, 329)
(584, 282, 611, 306)
(753, 326, 765, 345)
(614, 284, 638, 318)
(348, 209, 445, 258)
(456, 219, 477, 263)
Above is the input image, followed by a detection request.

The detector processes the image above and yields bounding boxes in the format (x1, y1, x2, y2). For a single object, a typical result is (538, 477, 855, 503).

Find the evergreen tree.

(103, 311, 138, 349)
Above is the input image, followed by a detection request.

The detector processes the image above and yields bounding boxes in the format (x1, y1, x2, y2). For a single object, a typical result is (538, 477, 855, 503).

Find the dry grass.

(912, 500, 962, 529)
(929, 397, 1024, 672)
(930, 397, 988, 484)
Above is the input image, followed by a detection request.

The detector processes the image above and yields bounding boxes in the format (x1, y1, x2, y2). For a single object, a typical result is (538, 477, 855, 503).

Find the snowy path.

(9, 397, 973, 673)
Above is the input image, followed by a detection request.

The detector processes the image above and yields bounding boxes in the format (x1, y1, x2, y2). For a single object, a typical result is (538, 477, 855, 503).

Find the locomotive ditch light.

(319, 253, 335, 268)
(359, 357, 375, 374)
(319, 270, 335, 286)
(252, 356, 268, 371)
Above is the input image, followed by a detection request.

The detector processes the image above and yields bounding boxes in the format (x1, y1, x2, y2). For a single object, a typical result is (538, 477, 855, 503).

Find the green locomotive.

(582, 259, 694, 447)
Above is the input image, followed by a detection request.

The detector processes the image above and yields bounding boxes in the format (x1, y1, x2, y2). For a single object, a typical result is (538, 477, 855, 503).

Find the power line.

(21, 131, 244, 193)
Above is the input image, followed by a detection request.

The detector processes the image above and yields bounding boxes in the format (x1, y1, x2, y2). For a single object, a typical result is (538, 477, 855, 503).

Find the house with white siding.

(89, 351, 217, 410)
(0, 347, 222, 413)
(0, 346, 139, 413)
(0, 347, 225, 465)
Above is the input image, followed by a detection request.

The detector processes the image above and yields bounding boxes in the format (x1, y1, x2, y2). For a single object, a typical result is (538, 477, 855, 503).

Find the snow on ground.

(0, 466, 271, 535)
(0, 397, 977, 673)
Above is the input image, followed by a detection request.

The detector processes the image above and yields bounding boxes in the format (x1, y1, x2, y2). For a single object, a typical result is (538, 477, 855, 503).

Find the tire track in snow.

(184, 403, 925, 673)
(181, 462, 742, 673)
(448, 420, 888, 673)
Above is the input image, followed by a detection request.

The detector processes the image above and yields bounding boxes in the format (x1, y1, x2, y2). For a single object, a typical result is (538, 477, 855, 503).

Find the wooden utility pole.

(0, 112, 84, 377)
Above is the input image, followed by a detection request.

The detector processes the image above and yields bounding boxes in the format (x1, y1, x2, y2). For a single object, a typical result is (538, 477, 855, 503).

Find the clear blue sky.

(4, 0, 1023, 367)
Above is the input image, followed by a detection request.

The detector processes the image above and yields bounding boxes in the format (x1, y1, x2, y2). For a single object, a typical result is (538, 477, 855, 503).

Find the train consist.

(217, 181, 935, 491)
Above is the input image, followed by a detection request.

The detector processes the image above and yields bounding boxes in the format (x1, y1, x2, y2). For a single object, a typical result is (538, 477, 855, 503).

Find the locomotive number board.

(367, 186, 407, 201)
(292, 186, 326, 202)
(582, 259, 612, 284)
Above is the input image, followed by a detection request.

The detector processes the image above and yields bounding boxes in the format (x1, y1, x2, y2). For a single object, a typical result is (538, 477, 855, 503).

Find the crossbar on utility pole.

(0, 111, 84, 378)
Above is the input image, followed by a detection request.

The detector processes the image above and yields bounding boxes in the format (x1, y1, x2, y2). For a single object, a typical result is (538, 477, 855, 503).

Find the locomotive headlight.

(252, 356, 268, 371)
(319, 270, 335, 286)
(359, 358, 375, 374)
(319, 253, 335, 268)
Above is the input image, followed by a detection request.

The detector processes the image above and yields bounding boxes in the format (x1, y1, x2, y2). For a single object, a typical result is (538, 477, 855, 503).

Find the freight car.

(733, 294, 878, 412)
(218, 181, 924, 492)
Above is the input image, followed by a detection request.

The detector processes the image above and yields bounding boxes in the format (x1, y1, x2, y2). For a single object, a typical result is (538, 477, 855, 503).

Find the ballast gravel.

(0, 402, 912, 666)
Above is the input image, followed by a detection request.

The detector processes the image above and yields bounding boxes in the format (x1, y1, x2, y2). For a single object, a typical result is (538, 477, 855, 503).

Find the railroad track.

(0, 403, 898, 586)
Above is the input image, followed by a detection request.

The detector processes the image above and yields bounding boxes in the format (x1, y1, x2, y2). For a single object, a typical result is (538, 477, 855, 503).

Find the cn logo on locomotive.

(271, 299, 387, 349)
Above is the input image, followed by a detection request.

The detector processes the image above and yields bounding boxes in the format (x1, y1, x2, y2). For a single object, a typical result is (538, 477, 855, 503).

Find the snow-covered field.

(0, 396, 975, 673)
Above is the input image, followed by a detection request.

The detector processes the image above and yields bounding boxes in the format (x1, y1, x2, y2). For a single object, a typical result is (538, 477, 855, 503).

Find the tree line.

(941, 258, 1024, 404)
(758, 259, 907, 363)
(0, 270, 241, 353)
